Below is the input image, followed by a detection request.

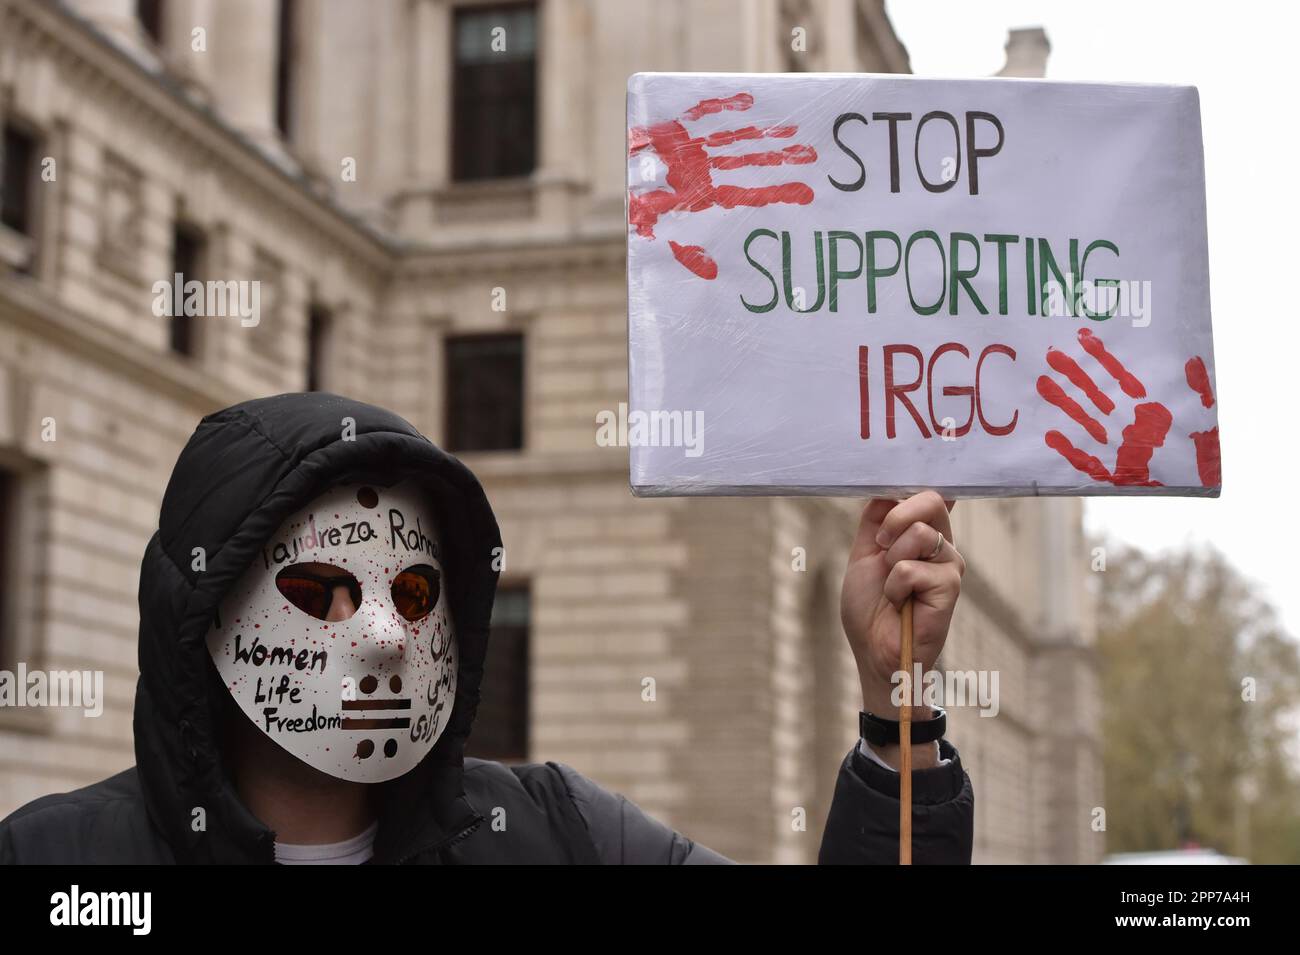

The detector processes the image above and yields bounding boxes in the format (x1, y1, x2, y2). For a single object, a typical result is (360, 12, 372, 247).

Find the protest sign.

(626, 73, 1220, 497)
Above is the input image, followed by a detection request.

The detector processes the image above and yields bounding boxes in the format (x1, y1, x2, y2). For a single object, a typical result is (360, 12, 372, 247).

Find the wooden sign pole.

(900, 596, 914, 865)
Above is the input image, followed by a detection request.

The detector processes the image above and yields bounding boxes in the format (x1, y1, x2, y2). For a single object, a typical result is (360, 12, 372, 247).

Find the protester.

(0, 393, 971, 864)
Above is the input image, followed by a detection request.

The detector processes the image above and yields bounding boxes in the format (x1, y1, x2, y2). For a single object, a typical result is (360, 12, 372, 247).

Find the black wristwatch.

(859, 707, 946, 746)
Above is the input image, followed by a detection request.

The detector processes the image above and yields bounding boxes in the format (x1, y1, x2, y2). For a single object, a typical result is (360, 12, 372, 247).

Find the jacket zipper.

(395, 813, 484, 865)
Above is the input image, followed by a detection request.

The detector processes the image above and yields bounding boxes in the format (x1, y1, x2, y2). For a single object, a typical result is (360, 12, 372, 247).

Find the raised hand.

(841, 493, 964, 768)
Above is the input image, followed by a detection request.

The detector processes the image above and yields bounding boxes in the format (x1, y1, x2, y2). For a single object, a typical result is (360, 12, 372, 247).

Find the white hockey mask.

(206, 482, 457, 782)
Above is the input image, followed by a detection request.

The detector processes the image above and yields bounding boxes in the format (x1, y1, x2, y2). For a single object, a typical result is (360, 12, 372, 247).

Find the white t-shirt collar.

(274, 821, 379, 865)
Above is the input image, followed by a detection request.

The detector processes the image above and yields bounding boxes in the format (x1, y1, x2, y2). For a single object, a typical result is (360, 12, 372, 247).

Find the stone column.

(1032, 497, 1103, 863)
(286, 0, 325, 178)
(210, 0, 280, 148)
(819, 0, 857, 72)
(745, 0, 783, 73)
(535, 0, 588, 227)
(396, 0, 451, 234)
(164, 0, 216, 102)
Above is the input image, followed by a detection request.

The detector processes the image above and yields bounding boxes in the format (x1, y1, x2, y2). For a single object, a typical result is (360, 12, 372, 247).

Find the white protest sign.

(625, 73, 1220, 497)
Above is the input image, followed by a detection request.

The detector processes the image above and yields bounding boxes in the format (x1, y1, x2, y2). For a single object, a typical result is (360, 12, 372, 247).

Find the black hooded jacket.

(0, 393, 973, 864)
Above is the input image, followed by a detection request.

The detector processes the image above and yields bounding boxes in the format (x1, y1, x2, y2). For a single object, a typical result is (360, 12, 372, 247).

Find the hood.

(133, 393, 502, 863)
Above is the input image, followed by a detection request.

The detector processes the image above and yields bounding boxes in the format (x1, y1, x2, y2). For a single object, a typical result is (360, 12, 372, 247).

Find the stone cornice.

(0, 275, 243, 412)
(8, 1, 637, 286)
(457, 448, 630, 483)
(9, 0, 393, 273)
(396, 230, 626, 281)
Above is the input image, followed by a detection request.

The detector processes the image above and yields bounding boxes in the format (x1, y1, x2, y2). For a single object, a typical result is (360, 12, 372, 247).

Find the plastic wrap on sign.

(625, 72, 1221, 498)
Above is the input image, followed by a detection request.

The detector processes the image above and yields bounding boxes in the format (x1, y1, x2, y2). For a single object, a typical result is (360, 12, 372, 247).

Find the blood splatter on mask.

(206, 482, 457, 782)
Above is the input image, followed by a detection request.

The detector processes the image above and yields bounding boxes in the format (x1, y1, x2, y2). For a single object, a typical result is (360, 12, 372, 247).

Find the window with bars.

(445, 333, 524, 452)
(0, 457, 48, 675)
(170, 222, 206, 356)
(464, 585, 530, 762)
(275, 0, 299, 140)
(306, 304, 332, 392)
(136, 0, 164, 44)
(1, 122, 39, 237)
(0, 466, 11, 669)
(452, 3, 538, 181)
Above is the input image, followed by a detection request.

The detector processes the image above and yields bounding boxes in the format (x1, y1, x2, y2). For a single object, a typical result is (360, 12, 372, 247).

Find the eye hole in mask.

(392, 565, 441, 622)
(276, 563, 363, 621)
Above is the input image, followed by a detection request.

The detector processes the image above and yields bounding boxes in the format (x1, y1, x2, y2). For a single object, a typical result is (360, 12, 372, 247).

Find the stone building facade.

(0, 0, 1101, 863)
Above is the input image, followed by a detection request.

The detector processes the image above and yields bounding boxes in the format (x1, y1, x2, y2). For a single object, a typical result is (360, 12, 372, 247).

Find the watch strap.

(859, 707, 946, 746)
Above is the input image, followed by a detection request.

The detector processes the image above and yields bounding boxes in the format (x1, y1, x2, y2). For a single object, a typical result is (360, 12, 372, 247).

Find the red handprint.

(1183, 355, 1221, 486)
(628, 92, 816, 280)
(1037, 328, 1220, 488)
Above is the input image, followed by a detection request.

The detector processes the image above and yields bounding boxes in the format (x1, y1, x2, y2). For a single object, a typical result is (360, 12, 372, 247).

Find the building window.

(137, 0, 165, 44)
(1, 121, 39, 237)
(452, 3, 537, 181)
(170, 222, 205, 356)
(250, 248, 285, 359)
(275, 0, 299, 140)
(0, 465, 11, 668)
(0, 457, 48, 674)
(306, 304, 332, 391)
(465, 585, 530, 762)
(445, 333, 524, 452)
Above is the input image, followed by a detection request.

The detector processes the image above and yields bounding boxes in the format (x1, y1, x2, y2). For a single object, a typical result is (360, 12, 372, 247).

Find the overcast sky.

(886, 0, 1300, 636)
